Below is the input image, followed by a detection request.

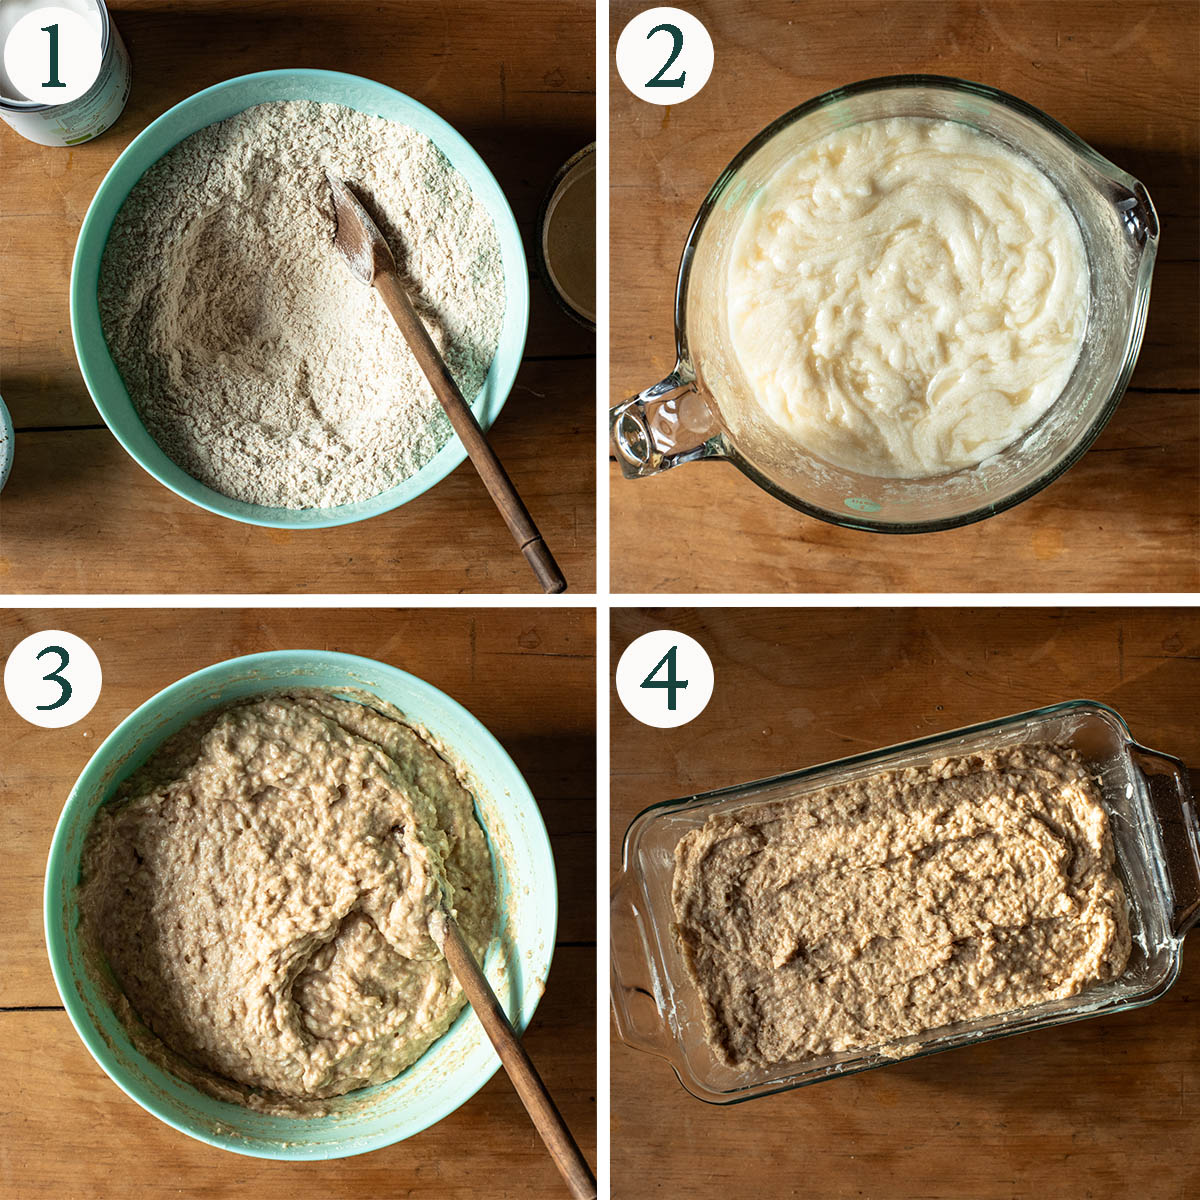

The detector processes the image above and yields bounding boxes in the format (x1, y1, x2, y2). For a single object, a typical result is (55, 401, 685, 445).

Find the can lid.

(0, 0, 114, 115)
(536, 144, 595, 330)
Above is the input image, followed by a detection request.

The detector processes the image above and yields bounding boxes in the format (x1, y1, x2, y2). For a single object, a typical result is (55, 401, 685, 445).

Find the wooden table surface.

(610, 606, 1200, 1198)
(0, 0, 596, 594)
(609, 0, 1200, 593)
(0, 607, 595, 1199)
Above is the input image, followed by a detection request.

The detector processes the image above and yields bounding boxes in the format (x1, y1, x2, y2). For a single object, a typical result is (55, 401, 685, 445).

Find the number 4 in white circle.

(616, 629, 715, 729)
(4, 630, 102, 728)
(641, 644, 687, 711)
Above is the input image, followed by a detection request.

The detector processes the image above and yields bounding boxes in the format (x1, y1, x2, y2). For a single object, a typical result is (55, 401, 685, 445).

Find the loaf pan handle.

(1130, 744, 1200, 938)
(610, 868, 676, 1061)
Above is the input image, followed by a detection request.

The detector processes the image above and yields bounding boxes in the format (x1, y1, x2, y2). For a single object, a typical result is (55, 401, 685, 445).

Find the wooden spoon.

(428, 908, 597, 1200)
(326, 174, 567, 594)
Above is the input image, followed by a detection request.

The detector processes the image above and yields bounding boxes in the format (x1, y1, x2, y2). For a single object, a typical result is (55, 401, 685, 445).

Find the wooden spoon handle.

(433, 910, 597, 1200)
(374, 269, 567, 594)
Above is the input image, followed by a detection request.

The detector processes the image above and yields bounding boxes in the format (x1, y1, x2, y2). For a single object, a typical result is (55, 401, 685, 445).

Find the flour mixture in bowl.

(671, 744, 1130, 1069)
(727, 117, 1089, 478)
(98, 100, 505, 508)
(77, 691, 497, 1111)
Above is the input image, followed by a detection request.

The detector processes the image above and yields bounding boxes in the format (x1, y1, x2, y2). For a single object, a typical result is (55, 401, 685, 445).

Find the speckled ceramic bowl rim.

(44, 650, 557, 1159)
(69, 69, 530, 529)
(0, 394, 12, 491)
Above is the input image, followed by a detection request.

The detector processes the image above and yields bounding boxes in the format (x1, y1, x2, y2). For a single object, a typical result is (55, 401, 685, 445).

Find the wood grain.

(371, 263, 567, 594)
(0, 606, 596, 1199)
(0, 0, 596, 594)
(1, 360, 591, 595)
(1, 957, 595, 1200)
(609, 0, 1200, 593)
(609, 606, 1200, 1199)
(435, 912, 597, 1198)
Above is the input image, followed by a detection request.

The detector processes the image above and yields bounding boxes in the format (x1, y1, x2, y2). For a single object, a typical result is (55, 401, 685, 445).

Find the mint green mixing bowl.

(69, 70, 530, 528)
(44, 651, 557, 1159)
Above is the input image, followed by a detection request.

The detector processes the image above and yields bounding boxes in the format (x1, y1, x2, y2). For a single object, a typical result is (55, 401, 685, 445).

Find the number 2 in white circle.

(644, 23, 686, 90)
(616, 8, 715, 107)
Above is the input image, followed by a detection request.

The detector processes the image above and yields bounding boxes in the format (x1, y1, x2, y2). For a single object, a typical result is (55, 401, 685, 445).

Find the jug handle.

(1130, 744, 1200, 938)
(609, 367, 723, 479)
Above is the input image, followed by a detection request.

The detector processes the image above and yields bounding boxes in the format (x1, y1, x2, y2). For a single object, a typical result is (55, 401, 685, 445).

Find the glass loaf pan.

(611, 701, 1200, 1104)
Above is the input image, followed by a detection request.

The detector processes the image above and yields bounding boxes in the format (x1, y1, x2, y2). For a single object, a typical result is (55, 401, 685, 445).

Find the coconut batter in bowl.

(77, 690, 496, 1110)
(671, 744, 1130, 1069)
(726, 117, 1090, 478)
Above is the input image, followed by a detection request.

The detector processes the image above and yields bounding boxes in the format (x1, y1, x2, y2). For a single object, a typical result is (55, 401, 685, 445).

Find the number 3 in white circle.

(616, 7, 715, 106)
(616, 629, 715, 729)
(4, 630, 102, 728)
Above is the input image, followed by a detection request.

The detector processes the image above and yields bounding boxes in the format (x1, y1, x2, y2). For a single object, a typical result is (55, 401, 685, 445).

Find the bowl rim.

(69, 68, 530, 529)
(673, 73, 1158, 534)
(43, 649, 558, 1159)
(0, 393, 13, 491)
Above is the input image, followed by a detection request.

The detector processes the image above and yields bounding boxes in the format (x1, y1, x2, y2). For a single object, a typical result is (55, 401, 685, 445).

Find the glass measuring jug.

(610, 76, 1159, 533)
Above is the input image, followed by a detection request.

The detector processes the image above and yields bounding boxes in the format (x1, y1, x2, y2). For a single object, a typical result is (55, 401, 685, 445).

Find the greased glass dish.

(610, 702, 1200, 1104)
(610, 76, 1159, 532)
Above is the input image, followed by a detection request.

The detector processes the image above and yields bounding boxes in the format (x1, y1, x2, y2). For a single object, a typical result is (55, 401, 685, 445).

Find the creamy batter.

(726, 118, 1090, 477)
(78, 691, 496, 1109)
(671, 745, 1130, 1069)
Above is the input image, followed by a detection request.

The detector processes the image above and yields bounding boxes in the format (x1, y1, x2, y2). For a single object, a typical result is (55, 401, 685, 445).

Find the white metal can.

(0, 0, 130, 146)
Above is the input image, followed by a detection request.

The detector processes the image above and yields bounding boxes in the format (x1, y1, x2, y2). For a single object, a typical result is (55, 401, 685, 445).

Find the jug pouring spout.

(610, 366, 724, 479)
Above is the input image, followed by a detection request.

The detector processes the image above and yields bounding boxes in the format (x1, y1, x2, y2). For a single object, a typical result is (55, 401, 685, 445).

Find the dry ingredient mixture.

(99, 100, 506, 509)
(78, 691, 496, 1110)
(672, 744, 1130, 1069)
(726, 117, 1089, 478)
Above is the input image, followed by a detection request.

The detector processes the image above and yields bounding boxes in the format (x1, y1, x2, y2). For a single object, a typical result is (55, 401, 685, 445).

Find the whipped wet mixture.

(672, 745, 1130, 1068)
(78, 691, 496, 1111)
(726, 117, 1090, 477)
